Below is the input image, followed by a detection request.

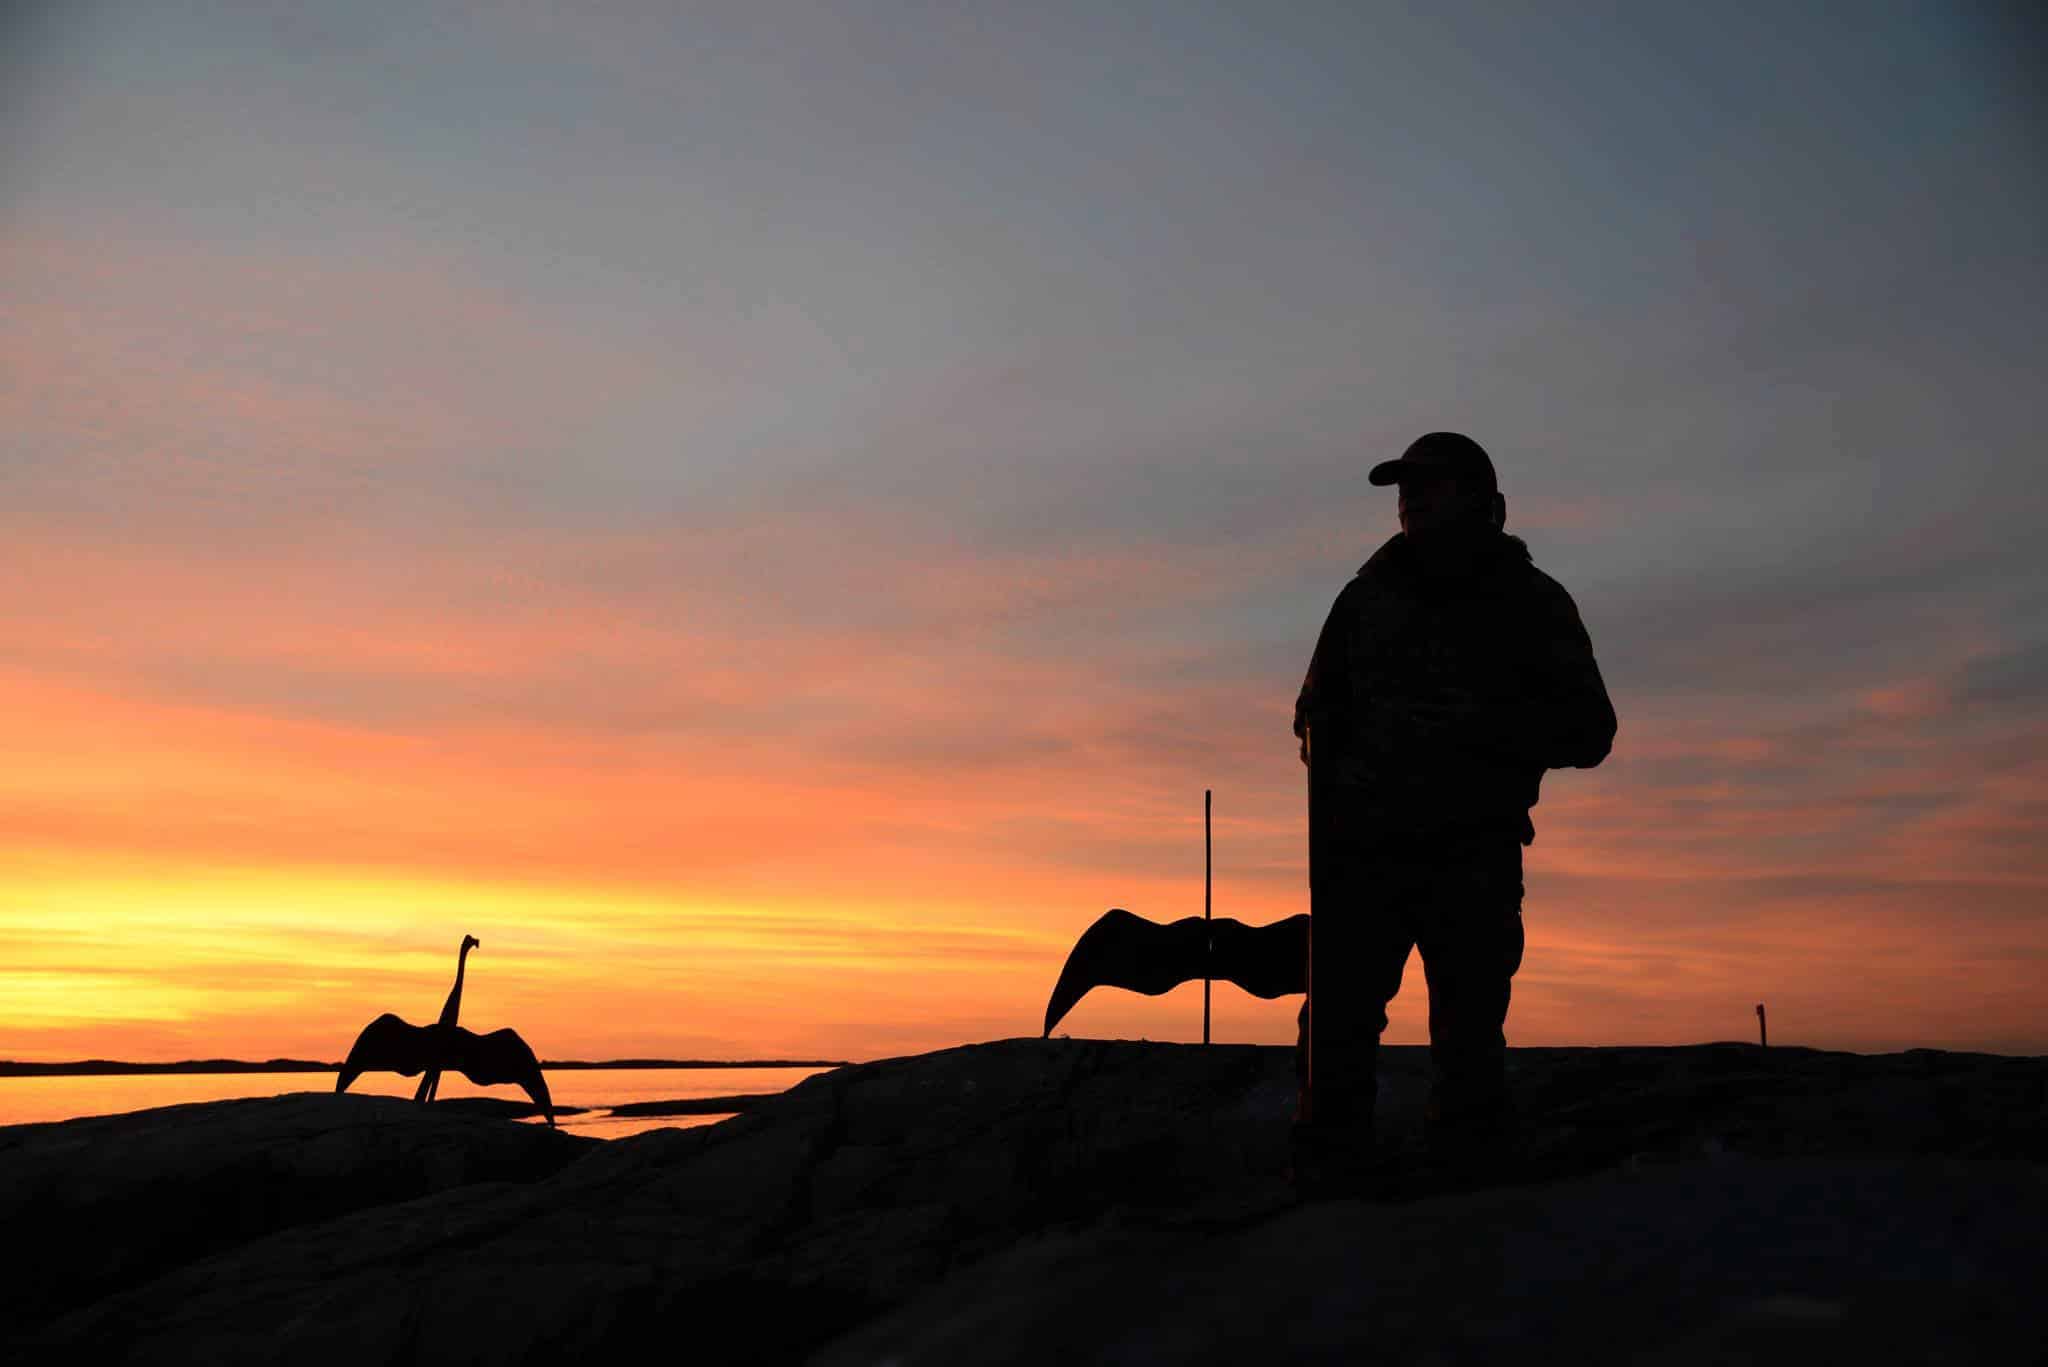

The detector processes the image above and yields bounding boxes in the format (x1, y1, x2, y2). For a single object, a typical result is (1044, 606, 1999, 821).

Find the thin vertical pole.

(1302, 727, 1316, 1123)
(1756, 1003, 1768, 1049)
(1203, 788, 1213, 1045)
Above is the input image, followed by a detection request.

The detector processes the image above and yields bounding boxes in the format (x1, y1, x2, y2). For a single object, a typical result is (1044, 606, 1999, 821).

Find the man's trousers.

(1298, 828, 1526, 1143)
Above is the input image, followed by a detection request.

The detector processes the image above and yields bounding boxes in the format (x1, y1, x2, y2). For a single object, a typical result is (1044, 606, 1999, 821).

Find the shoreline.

(7, 1042, 2045, 1078)
(12, 1038, 2044, 1359)
(0, 1057, 856, 1078)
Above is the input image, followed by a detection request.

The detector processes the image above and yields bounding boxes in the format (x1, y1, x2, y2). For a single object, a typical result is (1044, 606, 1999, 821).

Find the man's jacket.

(1294, 530, 1616, 847)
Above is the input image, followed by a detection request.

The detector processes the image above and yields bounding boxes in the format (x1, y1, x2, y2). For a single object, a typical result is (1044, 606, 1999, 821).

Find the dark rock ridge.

(820, 1154, 2048, 1366)
(0, 1091, 594, 1330)
(8, 1040, 2045, 1364)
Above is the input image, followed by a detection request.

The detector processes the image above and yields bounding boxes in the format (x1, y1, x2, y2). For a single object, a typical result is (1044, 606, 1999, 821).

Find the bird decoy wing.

(1042, 909, 1310, 1038)
(449, 1026, 556, 1126)
(1210, 914, 1310, 1000)
(336, 1013, 433, 1092)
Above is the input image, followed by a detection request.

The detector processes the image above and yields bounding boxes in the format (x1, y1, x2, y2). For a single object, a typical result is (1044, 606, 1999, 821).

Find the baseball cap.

(1367, 431, 1498, 493)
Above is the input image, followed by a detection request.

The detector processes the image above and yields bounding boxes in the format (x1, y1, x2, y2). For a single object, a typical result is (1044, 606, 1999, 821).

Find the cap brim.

(1368, 458, 1419, 486)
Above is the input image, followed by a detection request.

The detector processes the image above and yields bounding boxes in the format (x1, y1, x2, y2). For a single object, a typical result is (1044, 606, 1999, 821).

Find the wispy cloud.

(3, 1, 2042, 1059)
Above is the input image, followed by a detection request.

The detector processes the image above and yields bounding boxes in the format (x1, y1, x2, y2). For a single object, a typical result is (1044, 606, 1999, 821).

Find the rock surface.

(820, 1156, 2048, 1366)
(8, 1041, 2045, 1364)
(0, 1090, 594, 1329)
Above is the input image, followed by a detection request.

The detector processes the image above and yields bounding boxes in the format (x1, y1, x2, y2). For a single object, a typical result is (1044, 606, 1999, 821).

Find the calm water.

(0, 1066, 833, 1140)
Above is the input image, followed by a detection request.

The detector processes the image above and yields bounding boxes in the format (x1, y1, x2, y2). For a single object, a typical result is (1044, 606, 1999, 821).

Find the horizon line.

(0, 1057, 860, 1077)
(6, 1040, 2041, 1077)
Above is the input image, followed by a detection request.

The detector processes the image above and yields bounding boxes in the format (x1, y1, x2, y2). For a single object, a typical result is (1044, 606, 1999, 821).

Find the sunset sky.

(4, 2, 2043, 1064)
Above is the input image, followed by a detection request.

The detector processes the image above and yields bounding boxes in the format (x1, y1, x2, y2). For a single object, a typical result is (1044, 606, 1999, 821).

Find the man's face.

(1397, 472, 1482, 540)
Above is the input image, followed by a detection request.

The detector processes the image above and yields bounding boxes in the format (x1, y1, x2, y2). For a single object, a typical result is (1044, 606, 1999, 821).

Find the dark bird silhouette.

(337, 1015, 556, 1125)
(1043, 908, 1309, 1038)
(336, 934, 553, 1124)
(413, 933, 480, 1105)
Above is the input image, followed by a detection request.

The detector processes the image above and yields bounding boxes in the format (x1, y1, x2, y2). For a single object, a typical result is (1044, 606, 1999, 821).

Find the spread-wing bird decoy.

(337, 1014, 557, 1125)
(413, 933, 480, 1105)
(1043, 907, 1310, 1037)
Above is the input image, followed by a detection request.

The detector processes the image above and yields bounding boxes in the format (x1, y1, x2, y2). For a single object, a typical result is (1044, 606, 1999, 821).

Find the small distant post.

(1202, 788, 1213, 1045)
(1756, 1002, 1768, 1048)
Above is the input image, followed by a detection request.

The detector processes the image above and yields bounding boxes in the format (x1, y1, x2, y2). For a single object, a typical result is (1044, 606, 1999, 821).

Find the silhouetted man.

(1293, 431, 1615, 1175)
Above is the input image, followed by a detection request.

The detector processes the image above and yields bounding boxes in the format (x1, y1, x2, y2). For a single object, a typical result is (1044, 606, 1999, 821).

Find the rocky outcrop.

(820, 1154, 2048, 1366)
(9, 1041, 2045, 1364)
(0, 1091, 594, 1330)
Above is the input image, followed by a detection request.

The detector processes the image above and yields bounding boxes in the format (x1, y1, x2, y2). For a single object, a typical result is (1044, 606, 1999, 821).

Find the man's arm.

(1541, 580, 1617, 768)
(1490, 577, 1616, 770)
(1293, 581, 1358, 762)
(1421, 577, 1615, 771)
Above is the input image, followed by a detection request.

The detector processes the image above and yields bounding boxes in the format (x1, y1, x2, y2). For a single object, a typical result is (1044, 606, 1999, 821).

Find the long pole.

(1203, 788, 1213, 1046)
(1756, 1002, 1768, 1049)
(1302, 726, 1317, 1123)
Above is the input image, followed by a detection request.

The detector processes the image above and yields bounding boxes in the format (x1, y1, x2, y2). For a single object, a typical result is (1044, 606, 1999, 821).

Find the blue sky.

(3, 1, 2043, 1057)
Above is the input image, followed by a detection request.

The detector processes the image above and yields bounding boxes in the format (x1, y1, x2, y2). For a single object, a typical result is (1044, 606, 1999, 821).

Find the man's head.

(1369, 431, 1506, 542)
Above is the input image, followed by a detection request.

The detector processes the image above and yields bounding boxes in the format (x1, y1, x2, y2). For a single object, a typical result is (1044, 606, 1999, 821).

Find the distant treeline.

(0, 1058, 855, 1077)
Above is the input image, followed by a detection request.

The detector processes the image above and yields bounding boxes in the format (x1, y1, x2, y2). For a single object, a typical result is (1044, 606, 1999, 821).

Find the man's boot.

(1289, 1083, 1388, 1199)
(1289, 1117, 1382, 1199)
(1423, 1090, 1523, 1185)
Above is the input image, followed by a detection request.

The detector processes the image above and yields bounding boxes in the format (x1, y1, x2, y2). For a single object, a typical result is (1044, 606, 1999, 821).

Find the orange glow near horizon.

(5, 548, 2044, 1061)
(5, 644, 2043, 1062)
(6, 189, 2045, 1067)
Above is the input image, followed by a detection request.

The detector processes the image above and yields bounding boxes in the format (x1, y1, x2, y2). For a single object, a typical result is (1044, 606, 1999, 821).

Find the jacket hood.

(1358, 530, 1531, 580)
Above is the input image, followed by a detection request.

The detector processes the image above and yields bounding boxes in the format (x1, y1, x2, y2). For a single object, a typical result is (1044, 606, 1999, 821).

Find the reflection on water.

(552, 1110, 733, 1141)
(0, 1066, 832, 1140)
